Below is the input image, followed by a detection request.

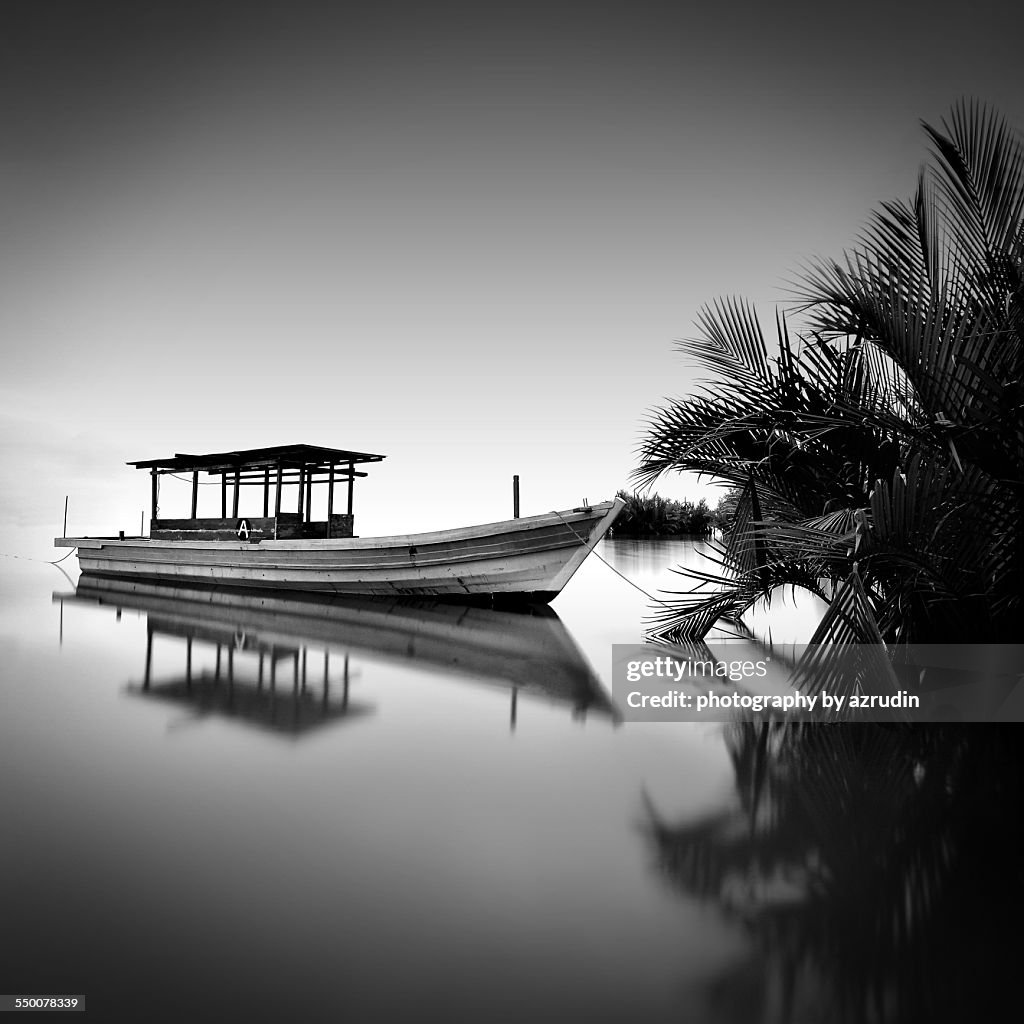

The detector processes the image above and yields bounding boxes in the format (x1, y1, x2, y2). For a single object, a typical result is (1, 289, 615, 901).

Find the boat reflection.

(134, 613, 373, 738)
(61, 574, 613, 737)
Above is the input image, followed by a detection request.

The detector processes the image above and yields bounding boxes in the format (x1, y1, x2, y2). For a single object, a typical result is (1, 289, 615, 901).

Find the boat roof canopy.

(128, 444, 386, 474)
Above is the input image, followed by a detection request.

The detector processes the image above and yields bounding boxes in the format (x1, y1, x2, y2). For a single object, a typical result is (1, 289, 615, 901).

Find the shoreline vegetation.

(636, 99, 1024, 646)
(608, 489, 728, 538)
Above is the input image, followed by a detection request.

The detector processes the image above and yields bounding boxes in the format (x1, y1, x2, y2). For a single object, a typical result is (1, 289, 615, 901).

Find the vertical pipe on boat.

(326, 464, 335, 538)
(347, 461, 354, 516)
(221, 475, 227, 518)
(63, 495, 68, 538)
(513, 475, 520, 518)
(150, 468, 158, 526)
(191, 471, 199, 518)
(232, 468, 240, 518)
(263, 467, 270, 517)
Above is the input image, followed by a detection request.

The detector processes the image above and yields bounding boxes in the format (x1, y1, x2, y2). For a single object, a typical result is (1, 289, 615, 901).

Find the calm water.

(1, 540, 1021, 1023)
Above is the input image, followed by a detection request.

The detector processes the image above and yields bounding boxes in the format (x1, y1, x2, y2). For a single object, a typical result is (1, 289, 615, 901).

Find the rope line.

(550, 509, 678, 609)
(0, 549, 76, 565)
(168, 473, 222, 485)
(550, 511, 750, 642)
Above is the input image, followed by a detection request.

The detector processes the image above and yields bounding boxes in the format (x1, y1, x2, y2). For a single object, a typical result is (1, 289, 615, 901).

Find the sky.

(2, 0, 1023, 553)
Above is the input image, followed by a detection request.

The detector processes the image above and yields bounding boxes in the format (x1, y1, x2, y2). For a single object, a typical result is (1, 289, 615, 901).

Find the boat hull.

(56, 500, 622, 602)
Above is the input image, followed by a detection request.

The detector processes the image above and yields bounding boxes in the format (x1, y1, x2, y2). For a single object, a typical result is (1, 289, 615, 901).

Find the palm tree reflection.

(643, 723, 1024, 1023)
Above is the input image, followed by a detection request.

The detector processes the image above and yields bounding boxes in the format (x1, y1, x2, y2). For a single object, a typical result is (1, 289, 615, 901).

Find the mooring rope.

(550, 509, 678, 608)
(0, 548, 77, 566)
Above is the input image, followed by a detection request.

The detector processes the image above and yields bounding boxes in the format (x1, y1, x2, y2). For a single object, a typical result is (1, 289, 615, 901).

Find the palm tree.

(638, 100, 1023, 644)
(611, 489, 717, 537)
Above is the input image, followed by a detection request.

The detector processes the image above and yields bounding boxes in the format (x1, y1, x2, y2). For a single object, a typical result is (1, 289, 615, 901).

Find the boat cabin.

(130, 444, 386, 542)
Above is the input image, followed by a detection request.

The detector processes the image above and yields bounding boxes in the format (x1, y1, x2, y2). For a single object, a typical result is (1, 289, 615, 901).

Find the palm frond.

(639, 100, 1024, 643)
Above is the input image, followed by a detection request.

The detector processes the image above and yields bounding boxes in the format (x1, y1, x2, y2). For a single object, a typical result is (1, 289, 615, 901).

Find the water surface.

(1, 540, 1020, 1022)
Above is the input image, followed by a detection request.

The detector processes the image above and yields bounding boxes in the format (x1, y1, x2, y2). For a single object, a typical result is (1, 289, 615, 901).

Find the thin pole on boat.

(513, 475, 520, 518)
(63, 495, 68, 537)
(140, 510, 144, 536)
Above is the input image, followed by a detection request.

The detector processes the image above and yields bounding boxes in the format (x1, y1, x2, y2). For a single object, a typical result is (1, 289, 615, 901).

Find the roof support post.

(221, 474, 227, 518)
(232, 468, 240, 518)
(262, 467, 270, 517)
(274, 463, 283, 517)
(191, 471, 199, 519)
(297, 465, 305, 519)
(150, 468, 158, 526)
(305, 468, 313, 524)
(326, 464, 335, 538)
(347, 461, 354, 516)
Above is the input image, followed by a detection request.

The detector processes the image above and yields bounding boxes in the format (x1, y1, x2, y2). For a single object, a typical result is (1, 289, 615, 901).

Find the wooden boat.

(58, 575, 616, 732)
(55, 444, 623, 602)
